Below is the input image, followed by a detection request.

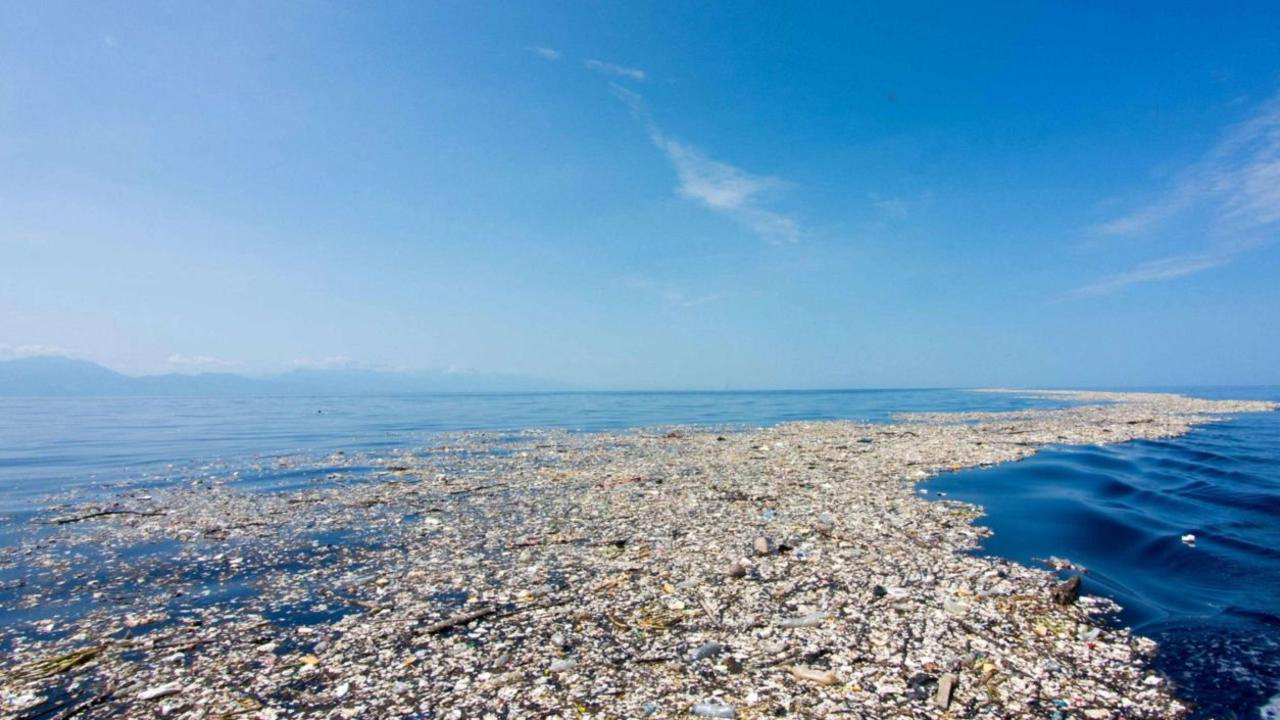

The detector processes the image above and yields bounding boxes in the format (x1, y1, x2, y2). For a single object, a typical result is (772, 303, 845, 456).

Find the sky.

(2, 2, 1279, 389)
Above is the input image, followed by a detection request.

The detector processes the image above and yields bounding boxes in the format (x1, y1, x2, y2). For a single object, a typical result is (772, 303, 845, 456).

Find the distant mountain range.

(0, 356, 570, 396)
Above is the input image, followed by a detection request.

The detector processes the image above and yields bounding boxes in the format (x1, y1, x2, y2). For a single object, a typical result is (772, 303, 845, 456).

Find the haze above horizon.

(3, 3, 1278, 390)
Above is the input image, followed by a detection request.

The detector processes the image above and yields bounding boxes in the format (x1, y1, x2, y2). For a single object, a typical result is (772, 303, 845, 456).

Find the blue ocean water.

(0, 387, 1277, 717)
(928, 387, 1280, 720)
(0, 389, 1070, 513)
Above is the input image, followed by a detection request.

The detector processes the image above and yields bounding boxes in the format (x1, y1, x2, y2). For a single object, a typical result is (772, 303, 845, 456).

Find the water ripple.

(930, 388, 1280, 720)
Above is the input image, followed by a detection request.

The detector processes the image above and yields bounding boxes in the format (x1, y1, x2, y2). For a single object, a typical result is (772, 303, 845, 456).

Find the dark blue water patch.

(431, 589, 470, 609)
(9, 684, 89, 720)
(264, 600, 358, 628)
(182, 578, 256, 608)
(1, 540, 256, 650)
(1143, 622, 1280, 720)
(927, 394, 1280, 720)
(0, 594, 102, 643)
(120, 538, 184, 561)
(231, 463, 355, 493)
(0, 525, 403, 656)
(0, 509, 46, 548)
(304, 527, 359, 547)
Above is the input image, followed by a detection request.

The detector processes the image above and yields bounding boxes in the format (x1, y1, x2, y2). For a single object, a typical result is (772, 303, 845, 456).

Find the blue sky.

(2, 2, 1278, 389)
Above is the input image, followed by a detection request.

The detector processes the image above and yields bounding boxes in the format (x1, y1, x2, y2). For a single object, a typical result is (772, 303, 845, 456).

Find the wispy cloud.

(167, 353, 236, 371)
(1092, 194, 1189, 236)
(585, 59, 647, 82)
(528, 46, 560, 61)
(1075, 93, 1280, 296)
(1216, 102, 1280, 230)
(611, 84, 801, 244)
(292, 356, 394, 371)
(293, 356, 362, 370)
(624, 277, 730, 308)
(0, 343, 72, 360)
(1064, 251, 1235, 299)
(869, 192, 909, 220)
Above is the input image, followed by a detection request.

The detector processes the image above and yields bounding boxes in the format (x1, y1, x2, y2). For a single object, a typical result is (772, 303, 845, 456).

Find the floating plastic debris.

(1, 391, 1268, 718)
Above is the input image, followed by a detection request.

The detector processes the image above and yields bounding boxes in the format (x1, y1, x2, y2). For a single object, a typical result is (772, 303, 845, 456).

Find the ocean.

(927, 387, 1280, 719)
(1, 387, 1276, 718)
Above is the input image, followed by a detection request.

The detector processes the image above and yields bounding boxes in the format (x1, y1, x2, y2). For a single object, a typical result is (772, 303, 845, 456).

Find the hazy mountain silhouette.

(0, 356, 569, 396)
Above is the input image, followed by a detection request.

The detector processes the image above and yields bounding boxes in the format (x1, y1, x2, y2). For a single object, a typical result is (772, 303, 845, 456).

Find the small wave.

(1223, 606, 1280, 628)
(929, 402, 1280, 720)
(1057, 446, 1143, 474)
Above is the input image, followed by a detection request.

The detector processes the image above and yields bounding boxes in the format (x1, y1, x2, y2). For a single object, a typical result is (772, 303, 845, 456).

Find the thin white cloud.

(0, 343, 72, 360)
(610, 84, 801, 244)
(624, 277, 730, 308)
(869, 193, 909, 220)
(167, 353, 236, 370)
(293, 356, 362, 370)
(528, 46, 560, 61)
(1064, 251, 1234, 299)
(292, 356, 394, 371)
(1074, 92, 1280, 296)
(1093, 193, 1189, 236)
(585, 59, 647, 82)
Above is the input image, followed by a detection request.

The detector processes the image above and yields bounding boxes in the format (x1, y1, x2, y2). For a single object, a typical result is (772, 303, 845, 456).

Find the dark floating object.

(50, 507, 167, 525)
(1052, 575, 1082, 606)
(907, 672, 938, 700)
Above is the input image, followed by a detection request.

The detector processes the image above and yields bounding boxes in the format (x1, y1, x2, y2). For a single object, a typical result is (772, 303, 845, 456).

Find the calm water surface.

(1, 387, 1277, 718)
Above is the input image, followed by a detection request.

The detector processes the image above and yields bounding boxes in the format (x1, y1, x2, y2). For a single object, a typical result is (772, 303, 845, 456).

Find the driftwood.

(446, 483, 505, 496)
(49, 509, 166, 525)
(202, 521, 270, 536)
(10, 646, 106, 681)
(514, 536, 628, 549)
(140, 636, 211, 652)
(698, 595, 723, 628)
(421, 606, 498, 634)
